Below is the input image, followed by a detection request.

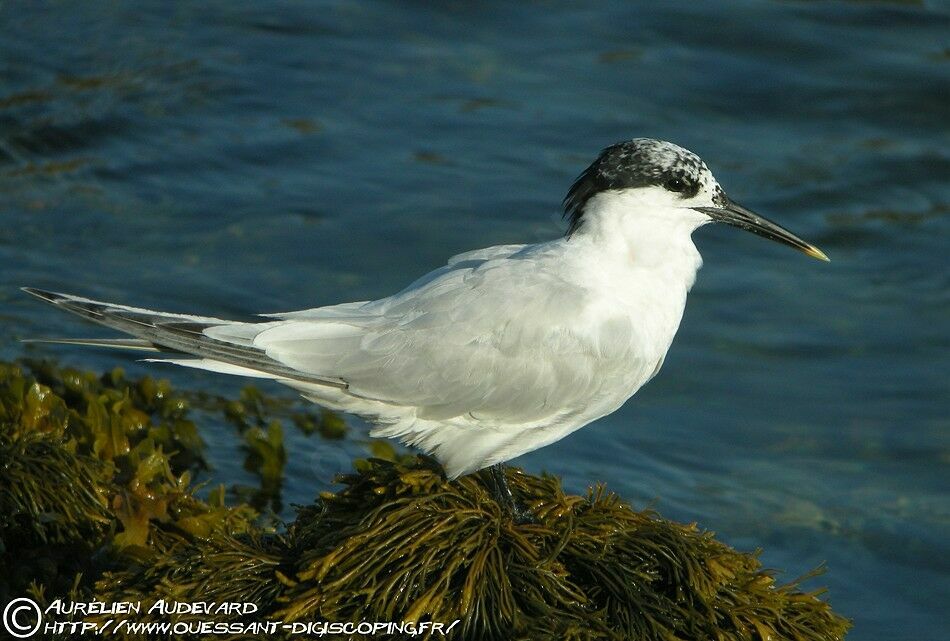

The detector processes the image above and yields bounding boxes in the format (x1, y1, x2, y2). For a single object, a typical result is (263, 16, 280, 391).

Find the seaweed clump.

(1, 360, 850, 640)
(0, 360, 259, 602)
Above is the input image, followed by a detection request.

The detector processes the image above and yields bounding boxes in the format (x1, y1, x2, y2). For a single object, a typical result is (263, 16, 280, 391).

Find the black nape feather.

(563, 139, 710, 235)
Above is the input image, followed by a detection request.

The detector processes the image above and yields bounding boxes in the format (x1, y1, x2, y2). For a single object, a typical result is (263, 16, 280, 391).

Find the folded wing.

(255, 247, 631, 427)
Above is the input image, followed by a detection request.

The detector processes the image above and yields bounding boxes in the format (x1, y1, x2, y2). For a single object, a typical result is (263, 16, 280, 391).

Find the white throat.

(570, 190, 708, 283)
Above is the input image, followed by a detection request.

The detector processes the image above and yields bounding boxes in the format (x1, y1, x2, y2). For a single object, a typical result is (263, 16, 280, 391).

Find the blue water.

(1, 2, 947, 638)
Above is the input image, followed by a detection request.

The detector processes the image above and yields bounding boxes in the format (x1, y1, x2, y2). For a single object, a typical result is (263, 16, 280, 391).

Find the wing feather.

(255, 246, 639, 427)
(21, 288, 347, 389)
(24, 241, 649, 432)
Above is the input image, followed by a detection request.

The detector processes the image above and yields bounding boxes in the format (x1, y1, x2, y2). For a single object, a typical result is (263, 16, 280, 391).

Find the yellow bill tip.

(803, 244, 830, 262)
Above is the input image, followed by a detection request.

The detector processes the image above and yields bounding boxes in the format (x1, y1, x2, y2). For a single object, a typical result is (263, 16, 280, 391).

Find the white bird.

(24, 139, 827, 517)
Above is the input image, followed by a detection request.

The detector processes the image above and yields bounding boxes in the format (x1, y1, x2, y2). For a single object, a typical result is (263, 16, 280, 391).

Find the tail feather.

(21, 288, 348, 390)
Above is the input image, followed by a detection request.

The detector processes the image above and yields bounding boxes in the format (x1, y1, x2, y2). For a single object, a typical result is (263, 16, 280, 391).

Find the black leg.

(489, 463, 516, 513)
(487, 464, 536, 524)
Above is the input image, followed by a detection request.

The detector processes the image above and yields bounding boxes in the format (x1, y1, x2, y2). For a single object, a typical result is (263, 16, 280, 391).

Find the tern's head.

(564, 138, 827, 261)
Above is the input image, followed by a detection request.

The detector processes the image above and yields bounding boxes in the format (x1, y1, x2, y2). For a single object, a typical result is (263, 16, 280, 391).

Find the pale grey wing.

(445, 244, 527, 266)
(256, 244, 529, 323)
(19, 246, 536, 394)
(20, 288, 348, 389)
(255, 254, 637, 426)
(257, 300, 375, 321)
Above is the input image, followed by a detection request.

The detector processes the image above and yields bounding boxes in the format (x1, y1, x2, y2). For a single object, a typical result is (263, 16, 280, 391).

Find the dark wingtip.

(21, 287, 66, 303)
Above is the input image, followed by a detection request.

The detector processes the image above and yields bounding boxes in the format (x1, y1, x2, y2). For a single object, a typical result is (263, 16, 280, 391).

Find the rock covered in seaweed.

(0, 360, 850, 639)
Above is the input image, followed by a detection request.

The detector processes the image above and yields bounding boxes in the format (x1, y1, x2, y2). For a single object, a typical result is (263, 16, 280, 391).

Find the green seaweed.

(0, 359, 850, 639)
(0, 360, 257, 601)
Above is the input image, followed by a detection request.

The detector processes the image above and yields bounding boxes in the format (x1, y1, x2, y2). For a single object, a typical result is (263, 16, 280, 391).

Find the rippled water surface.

(1, 2, 947, 638)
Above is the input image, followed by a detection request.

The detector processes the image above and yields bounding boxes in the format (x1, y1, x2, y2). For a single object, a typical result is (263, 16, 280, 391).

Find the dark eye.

(664, 177, 688, 193)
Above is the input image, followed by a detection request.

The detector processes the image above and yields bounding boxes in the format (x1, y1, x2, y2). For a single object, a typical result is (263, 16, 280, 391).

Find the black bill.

(694, 200, 829, 261)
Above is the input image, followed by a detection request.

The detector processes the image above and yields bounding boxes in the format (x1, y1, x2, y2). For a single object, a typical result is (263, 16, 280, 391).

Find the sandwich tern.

(23, 138, 827, 518)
